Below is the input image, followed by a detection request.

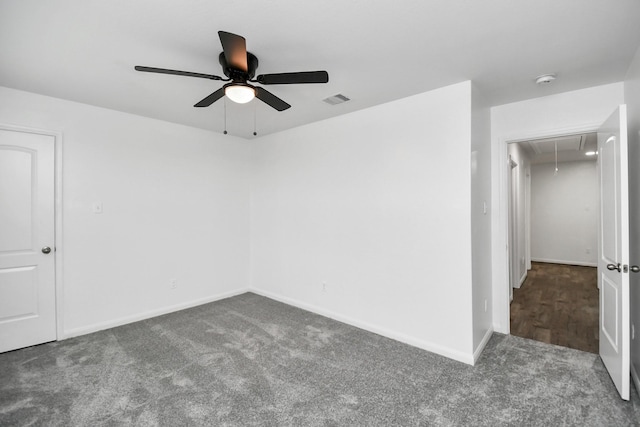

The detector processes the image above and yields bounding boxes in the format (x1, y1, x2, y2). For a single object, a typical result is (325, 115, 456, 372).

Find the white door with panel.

(0, 128, 56, 353)
(597, 105, 630, 400)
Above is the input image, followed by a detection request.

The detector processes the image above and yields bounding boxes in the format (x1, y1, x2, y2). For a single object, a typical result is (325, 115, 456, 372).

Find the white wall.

(471, 84, 493, 353)
(507, 142, 531, 287)
(250, 82, 476, 363)
(623, 45, 640, 391)
(491, 82, 625, 333)
(0, 86, 251, 336)
(530, 160, 598, 266)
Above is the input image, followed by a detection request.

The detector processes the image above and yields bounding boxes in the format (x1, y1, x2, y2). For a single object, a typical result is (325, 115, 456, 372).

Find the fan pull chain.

(223, 98, 228, 135)
(253, 103, 257, 136)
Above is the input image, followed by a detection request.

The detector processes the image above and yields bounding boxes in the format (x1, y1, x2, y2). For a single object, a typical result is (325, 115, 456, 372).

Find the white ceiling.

(519, 133, 598, 164)
(1, 0, 640, 138)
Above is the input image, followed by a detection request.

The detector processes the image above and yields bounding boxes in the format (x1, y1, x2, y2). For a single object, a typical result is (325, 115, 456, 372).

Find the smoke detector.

(535, 73, 557, 85)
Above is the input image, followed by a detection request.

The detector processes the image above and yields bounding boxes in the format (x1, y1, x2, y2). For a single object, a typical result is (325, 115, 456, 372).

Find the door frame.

(508, 155, 518, 301)
(0, 123, 64, 341)
(494, 122, 601, 333)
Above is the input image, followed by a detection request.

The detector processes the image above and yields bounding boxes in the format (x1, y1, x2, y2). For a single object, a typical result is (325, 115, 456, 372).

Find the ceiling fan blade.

(218, 31, 248, 72)
(255, 87, 291, 111)
(134, 66, 224, 81)
(194, 88, 225, 107)
(255, 71, 329, 85)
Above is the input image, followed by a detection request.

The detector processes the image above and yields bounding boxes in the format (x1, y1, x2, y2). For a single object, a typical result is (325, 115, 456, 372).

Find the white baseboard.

(473, 326, 494, 365)
(63, 288, 249, 339)
(632, 362, 640, 397)
(513, 271, 527, 289)
(492, 320, 508, 335)
(531, 258, 597, 268)
(249, 287, 475, 365)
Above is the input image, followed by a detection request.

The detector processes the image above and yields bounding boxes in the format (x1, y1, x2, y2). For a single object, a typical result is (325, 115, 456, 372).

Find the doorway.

(506, 133, 599, 353)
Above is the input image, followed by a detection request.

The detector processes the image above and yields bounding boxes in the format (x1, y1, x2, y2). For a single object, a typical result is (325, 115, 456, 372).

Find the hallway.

(510, 262, 598, 353)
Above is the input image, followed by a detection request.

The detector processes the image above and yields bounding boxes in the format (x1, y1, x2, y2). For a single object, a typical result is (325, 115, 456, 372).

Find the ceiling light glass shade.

(225, 84, 255, 104)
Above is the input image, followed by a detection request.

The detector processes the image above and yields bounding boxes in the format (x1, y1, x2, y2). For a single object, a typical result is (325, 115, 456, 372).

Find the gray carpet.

(1, 293, 638, 426)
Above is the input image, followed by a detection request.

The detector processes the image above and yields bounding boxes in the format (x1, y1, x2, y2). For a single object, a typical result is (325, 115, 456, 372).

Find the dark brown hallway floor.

(510, 262, 599, 353)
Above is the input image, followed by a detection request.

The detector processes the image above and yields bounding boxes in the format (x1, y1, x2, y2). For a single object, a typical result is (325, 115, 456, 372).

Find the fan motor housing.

(219, 52, 258, 80)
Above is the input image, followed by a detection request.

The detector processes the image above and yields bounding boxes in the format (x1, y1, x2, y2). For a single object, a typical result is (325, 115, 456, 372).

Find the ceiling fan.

(135, 31, 329, 111)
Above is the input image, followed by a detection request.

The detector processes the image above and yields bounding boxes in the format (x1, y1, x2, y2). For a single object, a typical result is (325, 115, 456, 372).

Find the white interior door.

(0, 128, 56, 353)
(597, 105, 630, 400)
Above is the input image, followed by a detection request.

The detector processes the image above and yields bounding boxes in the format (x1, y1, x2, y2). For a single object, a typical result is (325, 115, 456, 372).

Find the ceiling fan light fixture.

(225, 83, 256, 104)
(136, 31, 327, 113)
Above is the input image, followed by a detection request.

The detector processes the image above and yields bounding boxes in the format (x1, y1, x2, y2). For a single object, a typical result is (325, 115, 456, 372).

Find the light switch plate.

(92, 202, 103, 214)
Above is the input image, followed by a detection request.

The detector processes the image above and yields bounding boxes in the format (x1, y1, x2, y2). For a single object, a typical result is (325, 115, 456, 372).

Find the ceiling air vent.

(323, 94, 350, 105)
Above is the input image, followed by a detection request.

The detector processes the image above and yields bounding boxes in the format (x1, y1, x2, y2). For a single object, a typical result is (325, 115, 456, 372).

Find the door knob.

(631, 265, 640, 273)
(607, 263, 621, 272)
(41, 246, 51, 254)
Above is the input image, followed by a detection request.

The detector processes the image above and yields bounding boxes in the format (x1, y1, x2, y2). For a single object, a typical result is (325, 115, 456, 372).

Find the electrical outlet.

(585, 248, 591, 254)
(322, 282, 327, 292)
(170, 279, 177, 289)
